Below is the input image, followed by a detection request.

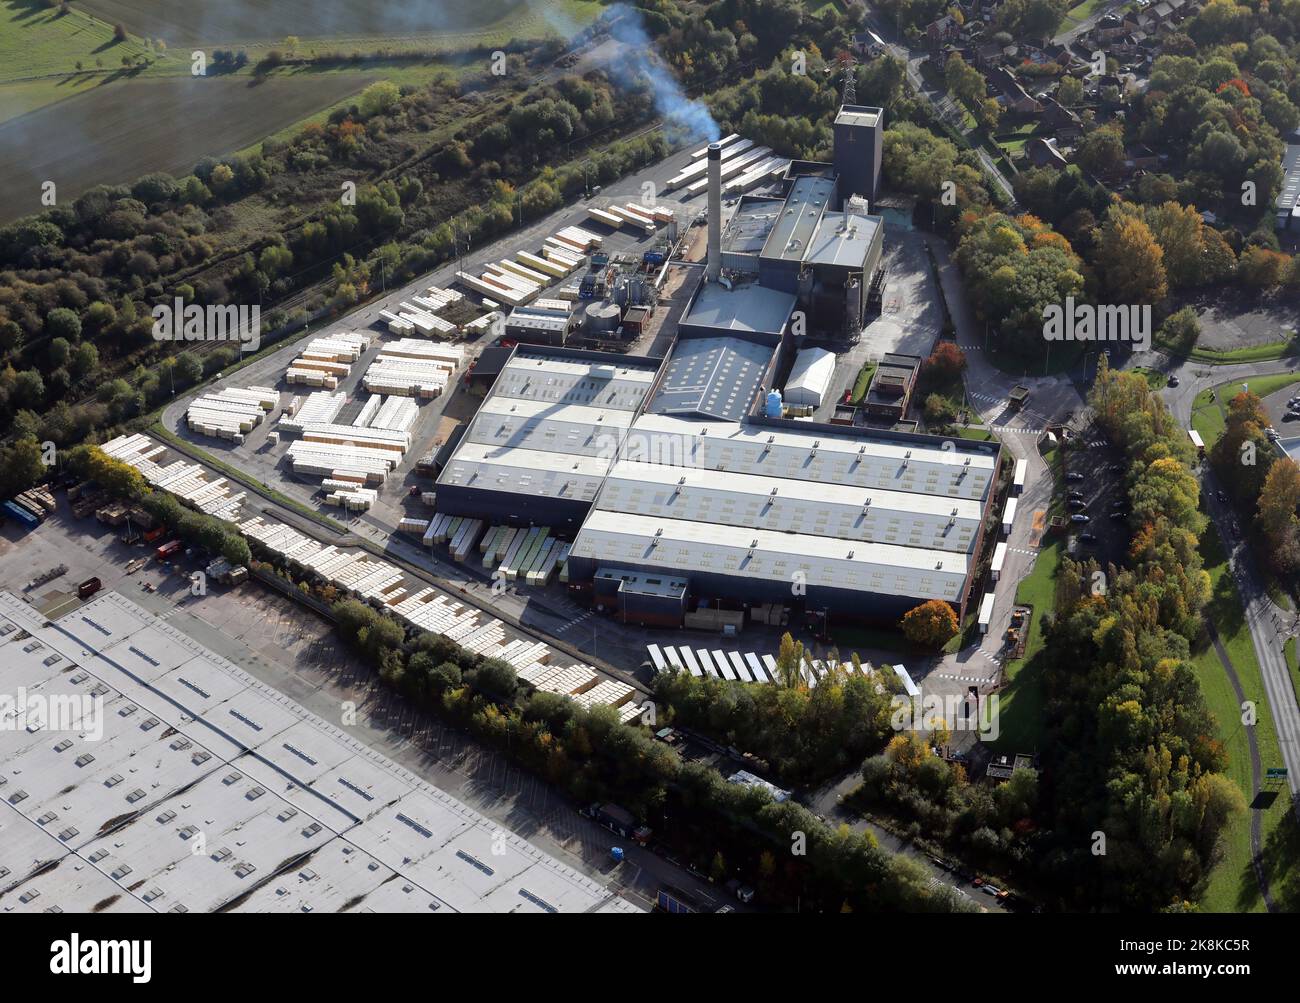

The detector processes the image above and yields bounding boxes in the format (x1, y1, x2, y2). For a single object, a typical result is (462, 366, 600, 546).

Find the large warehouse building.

(568, 413, 997, 621)
(434, 346, 661, 532)
(436, 343, 999, 623)
(432, 103, 996, 625)
(0, 591, 639, 914)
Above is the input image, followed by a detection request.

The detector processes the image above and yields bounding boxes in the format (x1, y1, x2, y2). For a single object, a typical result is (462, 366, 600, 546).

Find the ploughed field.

(0, 73, 372, 222)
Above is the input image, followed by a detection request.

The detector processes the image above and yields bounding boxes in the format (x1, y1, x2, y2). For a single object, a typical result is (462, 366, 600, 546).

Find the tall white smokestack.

(706, 143, 722, 282)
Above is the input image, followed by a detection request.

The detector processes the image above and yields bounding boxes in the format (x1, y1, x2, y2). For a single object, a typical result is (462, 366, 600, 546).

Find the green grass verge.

(1162, 337, 1300, 366)
(1131, 366, 1166, 389)
(1061, 0, 1111, 30)
(992, 538, 1058, 753)
(1191, 373, 1300, 448)
(1190, 525, 1296, 913)
(851, 362, 876, 404)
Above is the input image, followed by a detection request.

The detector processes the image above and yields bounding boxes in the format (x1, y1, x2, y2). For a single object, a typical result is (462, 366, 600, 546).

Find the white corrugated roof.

(571, 510, 968, 600)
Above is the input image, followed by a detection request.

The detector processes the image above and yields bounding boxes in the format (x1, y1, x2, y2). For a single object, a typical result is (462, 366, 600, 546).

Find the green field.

(0, 0, 605, 215)
(1130, 366, 1166, 389)
(1061, 0, 1110, 30)
(78, 0, 605, 48)
(0, 0, 158, 83)
(1191, 373, 1300, 447)
(0, 72, 376, 223)
(1190, 527, 1296, 912)
(993, 538, 1058, 753)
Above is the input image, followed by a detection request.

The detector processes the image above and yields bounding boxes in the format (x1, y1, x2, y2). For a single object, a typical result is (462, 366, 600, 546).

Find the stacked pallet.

(516, 250, 574, 279)
(666, 138, 755, 188)
(551, 226, 603, 252)
(463, 311, 502, 336)
(369, 396, 418, 434)
(101, 434, 246, 523)
(353, 394, 382, 428)
(454, 270, 538, 308)
(185, 386, 278, 441)
(286, 333, 370, 388)
(472, 525, 569, 585)
(543, 242, 585, 270)
(276, 391, 346, 434)
(285, 440, 396, 483)
(725, 156, 790, 195)
(397, 517, 430, 535)
(324, 485, 377, 511)
(684, 146, 772, 194)
(379, 299, 459, 337)
(362, 339, 461, 398)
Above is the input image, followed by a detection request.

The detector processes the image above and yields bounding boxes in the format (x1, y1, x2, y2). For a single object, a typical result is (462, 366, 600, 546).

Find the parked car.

(1068, 498, 1087, 510)
(1167, 375, 1179, 387)
(1109, 510, 1127, 520)
(1070, 513, 1090, 523)
(1080, 532, 1097, 544)
(1066, 472, 1084, 482)
(1067, 490, 1084, 500)
(1217, 491, 1227, 502)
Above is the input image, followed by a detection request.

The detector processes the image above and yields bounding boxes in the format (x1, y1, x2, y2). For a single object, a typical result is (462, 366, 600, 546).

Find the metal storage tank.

(585, 301, 622, 334)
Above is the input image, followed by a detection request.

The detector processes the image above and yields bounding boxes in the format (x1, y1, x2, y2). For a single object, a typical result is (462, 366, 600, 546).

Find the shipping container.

(77, 577, 103, 600)
(155, 539, 183, 560)
(2, 499, 39, 528)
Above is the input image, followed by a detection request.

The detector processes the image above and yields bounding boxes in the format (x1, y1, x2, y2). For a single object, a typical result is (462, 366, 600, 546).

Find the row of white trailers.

(236, 514, 641, 721)
(648, 644, 887, 690)
(98, 431, 643, 721)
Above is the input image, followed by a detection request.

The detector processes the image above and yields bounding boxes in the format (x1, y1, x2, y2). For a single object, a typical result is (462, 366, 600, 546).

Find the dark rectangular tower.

(832, 104, 884, 208)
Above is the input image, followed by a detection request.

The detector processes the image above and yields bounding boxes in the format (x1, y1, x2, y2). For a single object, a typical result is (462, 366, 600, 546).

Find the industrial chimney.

(706, 143, 722, 282)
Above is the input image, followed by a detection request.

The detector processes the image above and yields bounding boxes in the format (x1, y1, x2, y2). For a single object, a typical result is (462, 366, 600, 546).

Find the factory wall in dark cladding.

(565, 556, 958, 624)
(433, 484, 591, 534)
(592, 575, 688, 627)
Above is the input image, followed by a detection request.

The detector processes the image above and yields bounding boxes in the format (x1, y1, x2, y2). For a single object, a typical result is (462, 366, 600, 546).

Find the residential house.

(1040, 96, 1082, 143)
(1025, 137, 1070, 170)
(987, 66, 1043, 115)
(926, 14, 963, 54)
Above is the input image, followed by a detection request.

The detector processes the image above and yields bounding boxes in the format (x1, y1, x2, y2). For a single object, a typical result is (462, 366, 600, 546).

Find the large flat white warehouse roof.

(622, 413, 997, 502)
(570, 510, 968, 602)
(0, 591, 639, 914)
